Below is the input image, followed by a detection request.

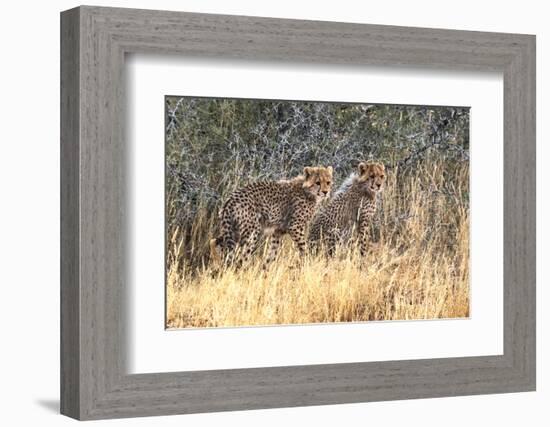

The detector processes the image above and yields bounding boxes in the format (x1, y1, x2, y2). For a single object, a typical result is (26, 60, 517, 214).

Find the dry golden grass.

(166, 160, 470, 328)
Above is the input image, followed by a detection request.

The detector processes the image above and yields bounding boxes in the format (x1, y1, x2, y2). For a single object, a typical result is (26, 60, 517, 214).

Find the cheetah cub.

(309, 161, 385, 256)
(210, 166, 333, 267)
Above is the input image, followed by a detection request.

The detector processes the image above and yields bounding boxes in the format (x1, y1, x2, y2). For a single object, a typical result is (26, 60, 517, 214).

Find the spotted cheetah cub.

(309, 161, 385, 256)
(210, 166, 333, 267)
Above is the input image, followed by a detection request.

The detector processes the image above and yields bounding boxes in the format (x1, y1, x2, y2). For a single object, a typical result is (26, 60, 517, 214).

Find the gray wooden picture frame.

(60, 5, 536, 420)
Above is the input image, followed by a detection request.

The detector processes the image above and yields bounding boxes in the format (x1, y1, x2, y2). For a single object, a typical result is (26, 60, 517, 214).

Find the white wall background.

(0, 0, 546, 425)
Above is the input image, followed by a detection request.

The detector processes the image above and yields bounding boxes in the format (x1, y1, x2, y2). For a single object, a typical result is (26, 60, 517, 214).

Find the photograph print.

(165, 96, 470, 329)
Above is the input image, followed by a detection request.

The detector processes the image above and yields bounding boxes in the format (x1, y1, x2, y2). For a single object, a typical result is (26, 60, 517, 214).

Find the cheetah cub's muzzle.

(358, 162, 386, 194)
(303, 165, 333, 201)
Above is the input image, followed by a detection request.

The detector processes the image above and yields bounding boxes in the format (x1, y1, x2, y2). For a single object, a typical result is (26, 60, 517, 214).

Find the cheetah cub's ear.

(303, 166, 313, 178)
(303, 166, 314, 187)
(327, 166, 333, 176)
(358, 161, 368, 175)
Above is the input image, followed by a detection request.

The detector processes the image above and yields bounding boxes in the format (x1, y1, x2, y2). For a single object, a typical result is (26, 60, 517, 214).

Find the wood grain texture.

(60, 6, 536, 420)
(60, 7, 80, 419)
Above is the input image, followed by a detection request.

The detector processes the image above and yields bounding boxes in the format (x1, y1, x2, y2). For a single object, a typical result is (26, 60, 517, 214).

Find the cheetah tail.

(210, 238, 221, 263)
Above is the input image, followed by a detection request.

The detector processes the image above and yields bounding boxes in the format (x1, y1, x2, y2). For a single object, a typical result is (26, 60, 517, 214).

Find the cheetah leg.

(288, 224, 307, 267)
(326, 231, 338, 257)
(358, 208, 374, 257)
(209, 234, 233, 267)
(359, 232, 369, 257)
(236, 219, 261, 268)
(219, 235, 239, 266)
(263, 230, 283, 269)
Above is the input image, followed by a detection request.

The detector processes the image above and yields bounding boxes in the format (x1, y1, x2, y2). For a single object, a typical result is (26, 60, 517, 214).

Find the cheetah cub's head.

(357, 161, 386, 194)
(303, 166, 333, 201)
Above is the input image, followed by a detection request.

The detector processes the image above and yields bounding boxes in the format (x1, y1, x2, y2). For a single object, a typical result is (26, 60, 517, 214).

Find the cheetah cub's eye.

(370, 174, 375, 179)
(316, 180, 321, 185)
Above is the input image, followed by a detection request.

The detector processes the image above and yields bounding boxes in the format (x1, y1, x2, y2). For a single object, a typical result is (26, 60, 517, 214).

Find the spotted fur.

(210, 166, 333, 267)
(309, 161, 386, 256)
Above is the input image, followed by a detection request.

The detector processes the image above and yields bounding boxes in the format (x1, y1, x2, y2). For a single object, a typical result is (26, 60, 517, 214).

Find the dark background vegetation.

(165, 96, 469, 269)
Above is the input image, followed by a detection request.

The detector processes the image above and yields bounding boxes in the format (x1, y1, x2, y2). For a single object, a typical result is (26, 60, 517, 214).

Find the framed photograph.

(61, 6, 535, 420)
